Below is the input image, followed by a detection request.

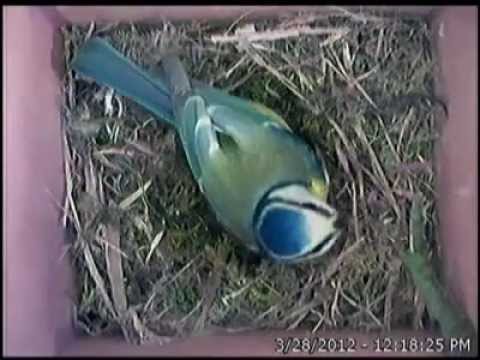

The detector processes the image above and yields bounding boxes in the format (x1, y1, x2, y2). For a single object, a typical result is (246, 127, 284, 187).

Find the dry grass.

(61, 8, 443, 345)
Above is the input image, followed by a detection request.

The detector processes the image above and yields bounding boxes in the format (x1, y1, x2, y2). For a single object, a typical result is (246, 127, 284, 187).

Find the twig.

(384, 271, 398, 331)
(119, 179, 153, 210)
(322, 238, 365, 284)
(327, 6, 385, 24)
(104, 223, 128, 318)
(330, 280, 342, 326)
(210, 26, 349, 43)
(353, 120, 401, 218)
(63, 134, 81, 230)
(82, 241, 116, 318)
(225, 10, 258, 35)
(311, 309, 327, 333)
(145, 230, 165, 265)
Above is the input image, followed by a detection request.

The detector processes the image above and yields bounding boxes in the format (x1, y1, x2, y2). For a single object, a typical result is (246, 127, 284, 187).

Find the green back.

(178, 86, 326, 250)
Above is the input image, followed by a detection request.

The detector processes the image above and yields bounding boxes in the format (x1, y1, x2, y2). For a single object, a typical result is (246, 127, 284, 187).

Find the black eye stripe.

(267, 197, 335, 218)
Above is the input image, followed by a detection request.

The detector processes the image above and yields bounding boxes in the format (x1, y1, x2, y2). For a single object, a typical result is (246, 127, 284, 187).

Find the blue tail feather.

(71, 37, 176, 125)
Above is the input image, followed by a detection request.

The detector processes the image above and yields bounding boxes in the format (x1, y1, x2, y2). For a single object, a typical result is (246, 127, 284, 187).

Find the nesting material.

(61, 8, 443, 345)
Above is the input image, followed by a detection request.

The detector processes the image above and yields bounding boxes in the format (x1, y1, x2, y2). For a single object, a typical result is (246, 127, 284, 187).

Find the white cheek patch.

(294, 204, 337, 254)
(304, 207, 336, 239)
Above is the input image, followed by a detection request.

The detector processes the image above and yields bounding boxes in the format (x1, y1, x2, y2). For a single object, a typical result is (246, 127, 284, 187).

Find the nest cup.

(4, 6, 478, 357)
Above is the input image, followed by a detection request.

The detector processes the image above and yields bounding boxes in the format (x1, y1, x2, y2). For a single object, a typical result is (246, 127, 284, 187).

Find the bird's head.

(253, 182, 341, 264)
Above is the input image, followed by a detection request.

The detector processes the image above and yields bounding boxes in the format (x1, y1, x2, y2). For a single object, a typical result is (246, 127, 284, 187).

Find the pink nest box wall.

(3, 6, 478, 357)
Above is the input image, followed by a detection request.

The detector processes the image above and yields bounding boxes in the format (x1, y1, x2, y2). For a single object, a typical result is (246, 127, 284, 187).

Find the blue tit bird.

(71, 37, 341, 264)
